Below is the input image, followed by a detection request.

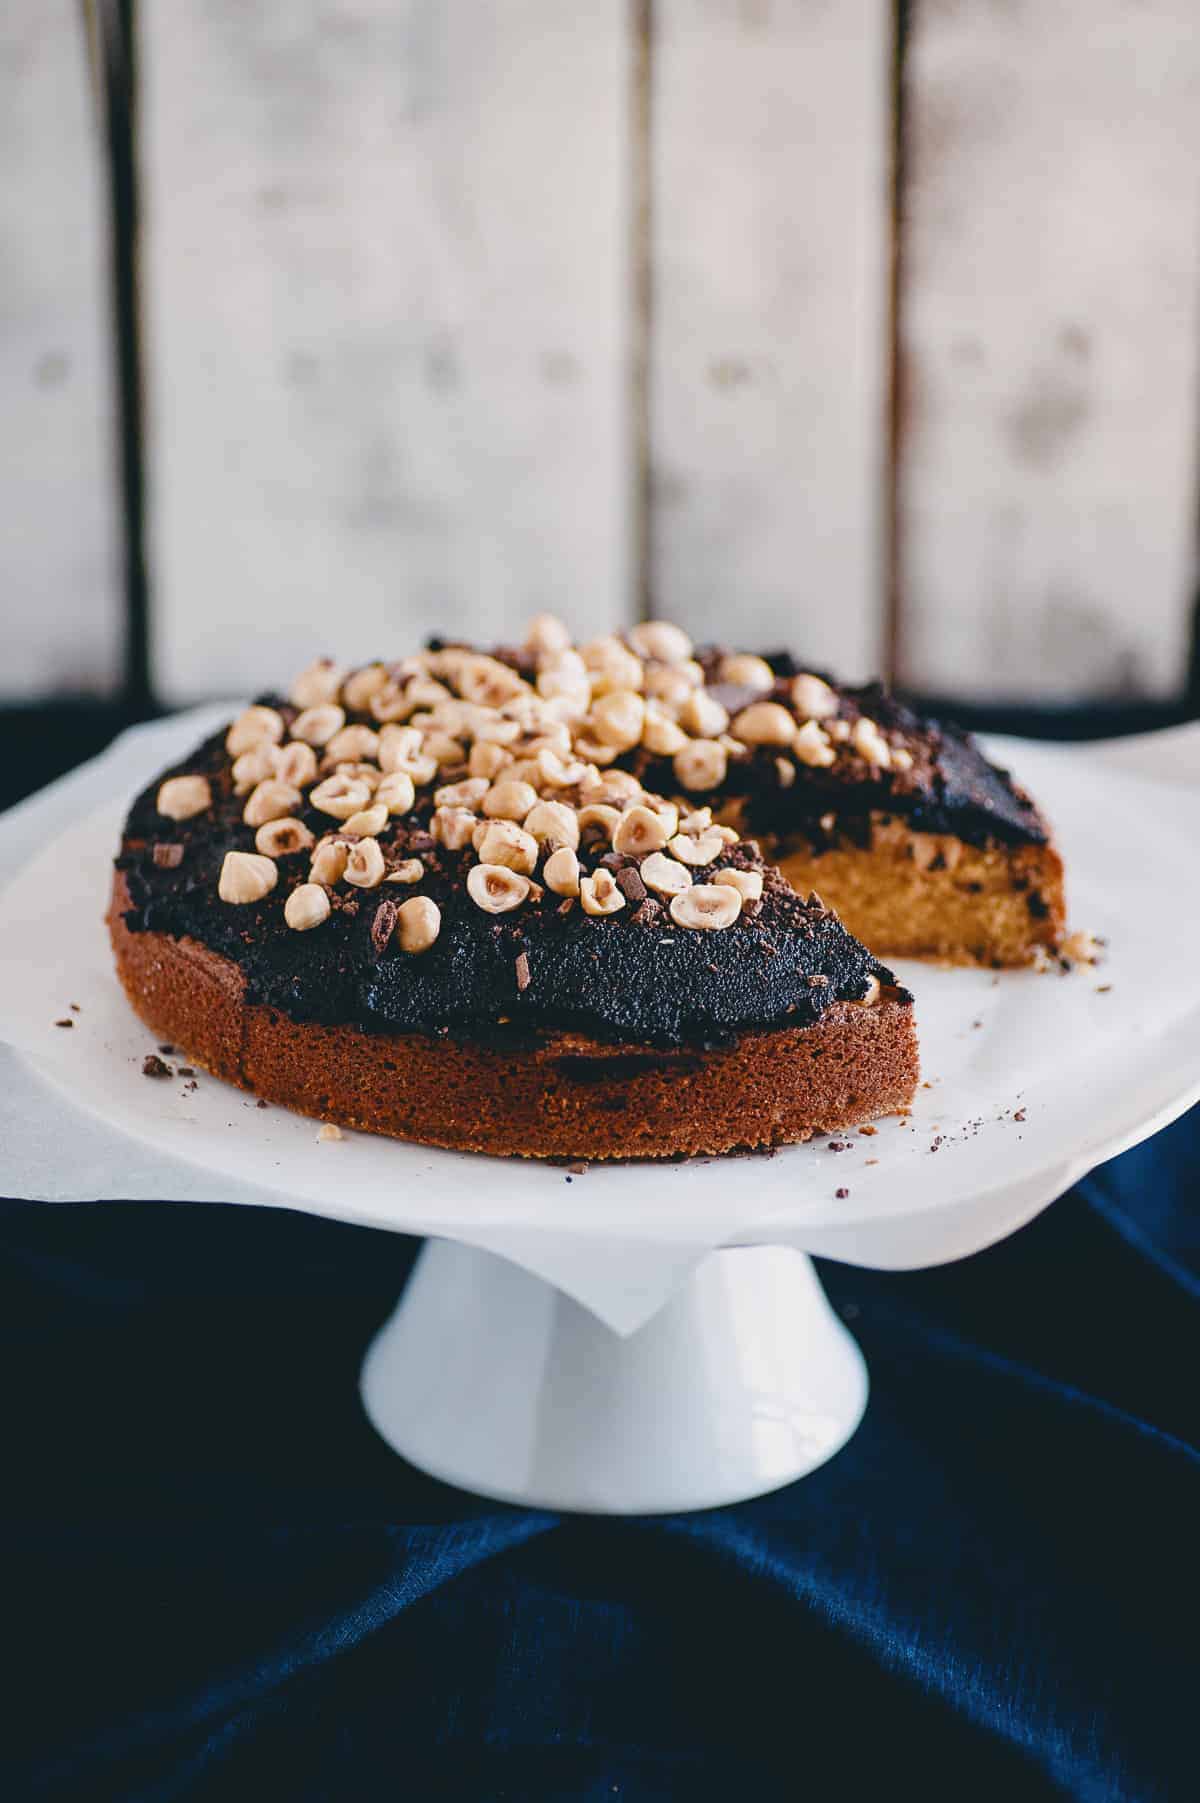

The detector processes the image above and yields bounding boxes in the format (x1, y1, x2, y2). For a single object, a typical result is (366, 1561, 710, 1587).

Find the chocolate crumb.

(1096, 984, 1112, 994)
(142, 1054, 172, 1078)
(177, 1066, 196, 1077)
(54, 1018, 73, 1028)
(835, 1186, 850, 1199)
(152, 842, 184, 869)
(826, 1139, 850, 1152)
(70, 1002, 80, 1012)
(158, 1044, 175, 1055)
(515, 951, 532, 992)
(1013, 1107, 1026, 1122)
(256, 1098, 269, 1109)
(370, 899, 398, 957)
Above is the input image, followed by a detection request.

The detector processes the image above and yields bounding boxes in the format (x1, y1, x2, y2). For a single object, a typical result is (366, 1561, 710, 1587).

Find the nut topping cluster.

(159, 617, 914, 954)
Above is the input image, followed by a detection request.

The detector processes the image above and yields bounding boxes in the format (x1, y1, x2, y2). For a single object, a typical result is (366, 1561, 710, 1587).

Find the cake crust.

(109, 871, 918, 1158)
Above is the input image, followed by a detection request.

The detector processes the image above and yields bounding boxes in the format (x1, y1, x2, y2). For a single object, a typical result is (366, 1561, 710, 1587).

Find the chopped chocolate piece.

(54, 1018, 73, 1028)
(631, 898, 663, 927)
(177, 1066, 196, 1077)
(371, 899, 398, 957)
(152, 842, 185, 869)
(142, 1054, 172, 1078)
(616, 865, 647, 905)
(515, 951, 532, 992)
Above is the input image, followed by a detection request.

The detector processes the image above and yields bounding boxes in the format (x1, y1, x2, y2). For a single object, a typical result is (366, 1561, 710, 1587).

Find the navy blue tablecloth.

(1, 1105, 1195, 1802)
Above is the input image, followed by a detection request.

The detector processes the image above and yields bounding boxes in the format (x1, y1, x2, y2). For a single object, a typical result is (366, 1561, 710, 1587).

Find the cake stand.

(2, 718, 1198, 1513)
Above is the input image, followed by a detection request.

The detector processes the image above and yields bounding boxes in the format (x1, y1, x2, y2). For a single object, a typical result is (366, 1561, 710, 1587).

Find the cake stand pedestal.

(361, 1238, 866, 1514)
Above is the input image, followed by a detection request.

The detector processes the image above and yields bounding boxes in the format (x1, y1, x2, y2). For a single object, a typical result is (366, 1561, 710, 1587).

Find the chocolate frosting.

(117, 718, 901, 1050)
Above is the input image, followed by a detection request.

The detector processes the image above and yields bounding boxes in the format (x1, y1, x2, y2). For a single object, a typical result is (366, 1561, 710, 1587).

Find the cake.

(107, 618, 1061, 1158)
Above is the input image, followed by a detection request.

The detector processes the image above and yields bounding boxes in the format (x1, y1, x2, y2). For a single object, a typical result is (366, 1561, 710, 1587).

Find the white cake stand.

(2, 722, 1198, 1513)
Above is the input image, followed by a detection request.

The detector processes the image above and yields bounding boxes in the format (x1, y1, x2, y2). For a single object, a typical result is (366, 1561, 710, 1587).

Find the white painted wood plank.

(0, 1, 121, 698)
(898, 0, 1200, 702)
(649, 0, 891, 678)
(144, 1, 631, 701)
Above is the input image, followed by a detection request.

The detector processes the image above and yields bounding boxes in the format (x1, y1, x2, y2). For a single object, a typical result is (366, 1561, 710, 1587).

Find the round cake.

(108, 617, 1062, 1157)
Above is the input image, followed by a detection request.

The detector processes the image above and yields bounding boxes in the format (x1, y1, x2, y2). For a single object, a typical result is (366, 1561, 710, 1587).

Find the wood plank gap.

(883, 0, 911, 689)
(631, 0, 655, 624)
(96, 0, 153, 716)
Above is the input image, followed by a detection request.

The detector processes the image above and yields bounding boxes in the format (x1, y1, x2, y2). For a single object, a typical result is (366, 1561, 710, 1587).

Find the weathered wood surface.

(648, 0, 892, 679)
(896, 0, 1200, 702)
(143, 1, 632, 700)
(1, 1, 120, 698)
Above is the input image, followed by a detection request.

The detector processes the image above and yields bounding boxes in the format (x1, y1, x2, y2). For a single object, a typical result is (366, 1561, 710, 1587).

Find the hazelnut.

(579, 869, 625, 917)
(467, 863, 530, 914)
(290, 659, 345, 709)
(436, 775, 490, 809)
(573, 734, 620, 766)
(230, 747, 274, 794)
(342, 665, 388, 711)
(613, 805, 669, 857)
(718, 653, 774, 692)
(310, 840, 350, 885)
(458, 655, 529, 709)
(432, 806, 478, 851)
(316, 1123, 343, 1142)
(468, 740, 512, 781)
(584, 768, 642, 803)
(385, 858, 425, 885)
(483, 778, 538, 821)
(641, 710, 688, 757)
(582, 636, 644, 695)
(342, 803, 389, 838)
(536, 661, 591, 716)
(643, 665, 695, 709)
(731, 701, 795, 747)
(284, 882, 331, 931)
(328, 759, 381, 792)
(524, 612, 572, 660)
(668, 828, 725, 867)
(424, 732, 467, 768)
(713, 867, 763, 902)
(669, 883, 742, 931)
(376, 771, 417, 815)
(345, 838, 386, 889)
(243, 778, 302, 828)
(218, 850, 278, 905)
(377, 724, 423, 772)
(793, 720, 836, 768)
(679, 691, 729, 739)
(271, 740, 318, 788)
(639, 851, 691, 897)
(310, 773, 373, 819)
(397, 895, 442, 953)
(628, 620, 692, 664)
(851, 716, 892, 769)
(255, 817, 315, 858)
(858, 973, 882, 1006)
(156, 774, 211, 821)
(791, 673, 839, 720)
(673, 739, 727, 791)
(775, 757, 796, 787)
(830, 720, 851, 742)
(543, 846, 581, 896)
(477, 820, 539, 874)
(523, 799, 580, 849)
(576, 803, 622, 841)
(367, 678, 412, 724)
(891, 747, 914, 771)
(291, 703, 346, 747)
(225, 706, 285, 758)
(327, 723, 380, 764)
(590, 688, 646, 750)
(646, 797, 680, 840)
(679, 806, 713, 833)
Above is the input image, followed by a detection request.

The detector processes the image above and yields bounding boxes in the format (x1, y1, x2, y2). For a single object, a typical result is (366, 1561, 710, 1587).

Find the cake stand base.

(360, 1239, 868, 1514)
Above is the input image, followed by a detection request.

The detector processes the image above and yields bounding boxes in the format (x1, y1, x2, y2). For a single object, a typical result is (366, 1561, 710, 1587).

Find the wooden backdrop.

(5, 0, 1199, 705)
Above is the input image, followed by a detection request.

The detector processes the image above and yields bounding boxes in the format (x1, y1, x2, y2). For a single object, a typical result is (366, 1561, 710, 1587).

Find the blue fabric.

(2, 1109, 1195, 1803)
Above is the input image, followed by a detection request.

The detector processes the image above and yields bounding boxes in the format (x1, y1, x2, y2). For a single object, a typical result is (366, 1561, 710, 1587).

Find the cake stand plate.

(2, 721, 1199, 1512)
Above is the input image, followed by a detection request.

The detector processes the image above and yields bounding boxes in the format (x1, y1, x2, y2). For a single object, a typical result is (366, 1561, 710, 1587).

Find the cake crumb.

(70, 1002, 80, 1012)
(566, 1160, 589, 1176)
(858, 1124, 877, 1136)
(317, 1123, 342, 1142)
(158, 1044, 176, 1055)
(142, 1054, 172, 1079)
(865, 1158, 879, 1166)
(54, 1017, 73, 1028)
(256, 1098, 269, 1108)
